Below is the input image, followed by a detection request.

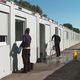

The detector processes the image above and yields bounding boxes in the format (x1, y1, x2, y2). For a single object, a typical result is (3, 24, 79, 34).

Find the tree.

(17, 1, 43, 15)
(73, 28, 80, 33)
(42, 14, 47, 17)
(63, 23, 80, 33)
(35, 5, 43, 15)
(63, 23, 73, 30)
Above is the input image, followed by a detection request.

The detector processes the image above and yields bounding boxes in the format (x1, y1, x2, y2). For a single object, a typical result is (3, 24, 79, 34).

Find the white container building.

(0, 1, 80, 79)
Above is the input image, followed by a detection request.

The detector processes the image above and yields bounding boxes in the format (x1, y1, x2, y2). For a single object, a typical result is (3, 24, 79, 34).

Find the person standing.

(52, 34, 61, 61)
(20, 28, 31, 73)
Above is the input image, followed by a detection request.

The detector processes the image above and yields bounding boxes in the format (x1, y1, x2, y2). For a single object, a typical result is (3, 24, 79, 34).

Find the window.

(15, 19, 25, 41)
(0, 36, 5, 42)
(66, 31, 69, 40)
(72, 33, 74, 39)
(0, 36, 6, 45)
(0, 12, 8, 45)
(0, 12, 8, 35)
(55, 27, 58, 35)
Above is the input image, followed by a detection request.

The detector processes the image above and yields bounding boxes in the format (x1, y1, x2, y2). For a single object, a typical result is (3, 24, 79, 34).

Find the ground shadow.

(44, 61, 80, 80)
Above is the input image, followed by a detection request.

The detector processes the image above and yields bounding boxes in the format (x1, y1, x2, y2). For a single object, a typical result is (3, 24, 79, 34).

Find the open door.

(55, 27, 58, 35)
(14, 17, 26, 71)
(39, 24, 51, 62)
(39, 24, 46, 62)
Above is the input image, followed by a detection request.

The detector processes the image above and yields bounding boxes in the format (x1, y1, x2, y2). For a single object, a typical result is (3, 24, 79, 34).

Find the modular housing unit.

(0, 1, 37, 78)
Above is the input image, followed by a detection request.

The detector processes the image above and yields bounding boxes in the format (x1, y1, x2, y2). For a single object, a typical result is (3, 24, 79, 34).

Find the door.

(39, 24, 45, 62)
(14, 17, 26, 71)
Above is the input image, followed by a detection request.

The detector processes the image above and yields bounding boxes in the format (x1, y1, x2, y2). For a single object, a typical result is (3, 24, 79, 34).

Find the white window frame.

(15, 16, 26, 42)
(0, 12, 8, 46)
(0, 42, 6, 46)
(0, 36, 7, 46)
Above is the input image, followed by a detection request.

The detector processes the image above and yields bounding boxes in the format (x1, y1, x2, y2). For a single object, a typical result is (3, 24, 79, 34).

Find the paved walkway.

(44, 61, 80, 80)
(1, 43, 80, 80)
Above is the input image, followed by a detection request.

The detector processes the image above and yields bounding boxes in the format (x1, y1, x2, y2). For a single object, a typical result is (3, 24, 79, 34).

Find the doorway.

(39, 24, 46, 62)
(55, 27, 58, 35)
(15, 19, 25, 41)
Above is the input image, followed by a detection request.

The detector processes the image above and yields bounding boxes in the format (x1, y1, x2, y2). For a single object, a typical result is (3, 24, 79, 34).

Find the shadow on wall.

(37, 43, 48, 63)
(41, 43, 48, 62)
(10, 43, 20, 73)
(44, 43, 48, 58)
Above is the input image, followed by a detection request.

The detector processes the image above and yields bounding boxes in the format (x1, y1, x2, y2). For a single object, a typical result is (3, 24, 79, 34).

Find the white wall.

(0, 1, 80, 79)
(27, 15, 37, 63)
(45, 24, 51, 56)
(0, 3, 9, 13)
(0, 45, 11, 79)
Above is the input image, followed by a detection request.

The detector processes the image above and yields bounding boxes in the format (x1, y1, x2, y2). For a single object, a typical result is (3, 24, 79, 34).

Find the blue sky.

(27, 0, 80, 28)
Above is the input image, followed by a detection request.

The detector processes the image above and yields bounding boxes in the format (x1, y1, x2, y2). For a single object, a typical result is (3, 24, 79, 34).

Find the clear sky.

(27, 0, 80, 29)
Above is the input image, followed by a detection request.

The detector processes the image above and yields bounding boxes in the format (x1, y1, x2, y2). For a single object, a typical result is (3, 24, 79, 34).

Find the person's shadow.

(10, 43, 20, 73)
(44, 43, 48, 62)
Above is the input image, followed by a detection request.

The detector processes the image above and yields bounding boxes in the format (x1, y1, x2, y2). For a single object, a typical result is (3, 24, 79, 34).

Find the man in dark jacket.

(20, 28, 31, 73)
(52, 34, 61, 57)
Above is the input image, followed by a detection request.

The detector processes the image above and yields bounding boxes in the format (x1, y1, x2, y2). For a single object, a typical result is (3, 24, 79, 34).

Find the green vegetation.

(19, 1, 43, 15)
(7, 0, 43, 15)
(63, 23, 80, 33)
(7, 0, 80, 33)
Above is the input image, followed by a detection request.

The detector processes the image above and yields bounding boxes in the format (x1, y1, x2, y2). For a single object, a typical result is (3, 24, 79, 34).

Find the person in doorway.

(52, 34, 61, 62)
(20, 28, 32, 73)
